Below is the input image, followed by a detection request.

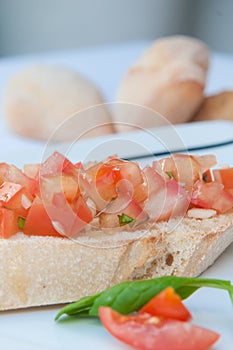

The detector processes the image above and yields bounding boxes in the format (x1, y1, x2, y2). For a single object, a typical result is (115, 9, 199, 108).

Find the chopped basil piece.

(118, 213, 136, 226)
(166, 171, 175, 179)
(18, 216, 26, 230)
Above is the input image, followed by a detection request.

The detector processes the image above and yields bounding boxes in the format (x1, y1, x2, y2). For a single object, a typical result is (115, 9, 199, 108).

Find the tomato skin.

(46, 193, 93, 238)
(0, 163, 36, 195)
(144, 179, 190, 222)
(153, 154, 217, 191)
(23, 197, 62, 237)
(23, 163, 40, 179)
(191, 180, 233, 213)
(39, 174, 79, 203)
(139, 287, 191, 321)
(0, 208, 19, 238)
(40, 151, 78, 178)
(213, 168, 233, 190)
(99, 307, 219, 350)
(0, 182, 33, 216)
(85, 158, 144, 205)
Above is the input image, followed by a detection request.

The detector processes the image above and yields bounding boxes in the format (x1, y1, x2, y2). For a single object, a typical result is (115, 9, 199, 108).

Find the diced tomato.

(144, 179, 190, 222)
(0, 163, 36, 194)
(39, 174, 79, 203)
(0, 208, 19, 238)
(23, 163, 40, 179)
(40, 151, 78, 178)
(133, 182, 148, 203)
(195, 154, 217, 172)
(143, 166, 164, 194)
(74, 161, 83, 169)
(84, 157, 144, 204)
(139, 287, 191, 321)
(73, 195, 93, 224)
(99, 307, 219, 350)
(191, 180, 233, 213)
(0, 182, 33, 216)
(118, 160, 143, 187)
(23, 197, 62, 237)
(45, 193, 93, 238)
(153, 154, 217, 191)
(99, 197, 148, 228)
(213, 168, 233, 191)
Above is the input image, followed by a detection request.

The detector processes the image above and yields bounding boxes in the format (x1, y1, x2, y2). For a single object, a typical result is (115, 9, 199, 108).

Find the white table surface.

(0, 41, 233, 350)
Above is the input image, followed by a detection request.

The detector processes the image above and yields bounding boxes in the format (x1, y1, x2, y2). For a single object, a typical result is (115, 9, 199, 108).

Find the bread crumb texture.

(0, 212, 233, 310)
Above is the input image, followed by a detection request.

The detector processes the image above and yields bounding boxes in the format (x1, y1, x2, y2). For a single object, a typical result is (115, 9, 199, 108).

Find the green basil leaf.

(55, 276, 233, 320)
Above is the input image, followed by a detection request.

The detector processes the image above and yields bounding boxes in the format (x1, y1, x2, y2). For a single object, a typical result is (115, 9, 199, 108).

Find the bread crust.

(3, 64, 114, 141)
(193, 91, 233, 122)
(115, 36, 209, 131)
(1, 212, 233, 310)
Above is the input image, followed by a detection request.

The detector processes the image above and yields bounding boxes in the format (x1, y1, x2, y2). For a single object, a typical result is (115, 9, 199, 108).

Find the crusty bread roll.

(1, 212, 233, 310)
(3, 64, 114, 141)
(193, 91, 233, 122)
(115, 36, 209, 132)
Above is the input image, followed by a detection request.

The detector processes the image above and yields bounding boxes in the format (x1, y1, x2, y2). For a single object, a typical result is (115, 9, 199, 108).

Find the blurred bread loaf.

(193, 91, 233, 122)
(3, 64, 114, 142)
(115, 36, 209, 132)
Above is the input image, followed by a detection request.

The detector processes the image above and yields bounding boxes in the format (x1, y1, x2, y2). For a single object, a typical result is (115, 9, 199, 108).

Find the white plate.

(1, 120, 233, 350)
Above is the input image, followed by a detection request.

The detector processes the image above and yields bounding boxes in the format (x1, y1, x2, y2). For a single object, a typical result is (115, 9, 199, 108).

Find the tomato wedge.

(99, 307, 219, 350)
(139, 287, 191, 321)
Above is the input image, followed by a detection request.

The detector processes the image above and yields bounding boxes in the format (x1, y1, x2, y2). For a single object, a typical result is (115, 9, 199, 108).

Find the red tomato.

(0, 163, 36, 194)
(144, 179, 190, 222)
(23, 163, 40, 179)
(143, 166, 164, 195)
(85, 157, 144, 204)
(23, 197, 62, 237)
(99, 307, 219, 350)
(40, 151, 78, 178)
(0, 182, 33, 216)
(153, 154, 216, 191)
(213, 168, 233, 189)
(191, 180, 233, 213)
(39, 174, 79, 203)
(99, 197, 148, 228)
(139, 287, 191, 321)
(0, 207, 19, 238)
(45, 193, 93, 238)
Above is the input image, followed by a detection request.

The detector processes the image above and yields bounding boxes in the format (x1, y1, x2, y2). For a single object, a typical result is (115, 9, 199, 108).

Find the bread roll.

(1, 212, 233, 310)
(3, 64, 114, 141)
(193, 91, 233, 122)
(115, 36, 209, 132)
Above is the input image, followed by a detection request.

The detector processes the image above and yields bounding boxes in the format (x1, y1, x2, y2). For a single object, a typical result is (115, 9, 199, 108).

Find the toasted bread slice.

(1, 211, 233, 311)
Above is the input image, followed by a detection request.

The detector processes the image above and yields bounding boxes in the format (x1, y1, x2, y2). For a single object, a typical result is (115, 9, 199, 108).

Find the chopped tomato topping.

(191, 180, 233, 213)
(213, 168, 233, 189)
(0, 207, 19, 238)
(23, 197, 62, 237)
(0, 152, 232, 238)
